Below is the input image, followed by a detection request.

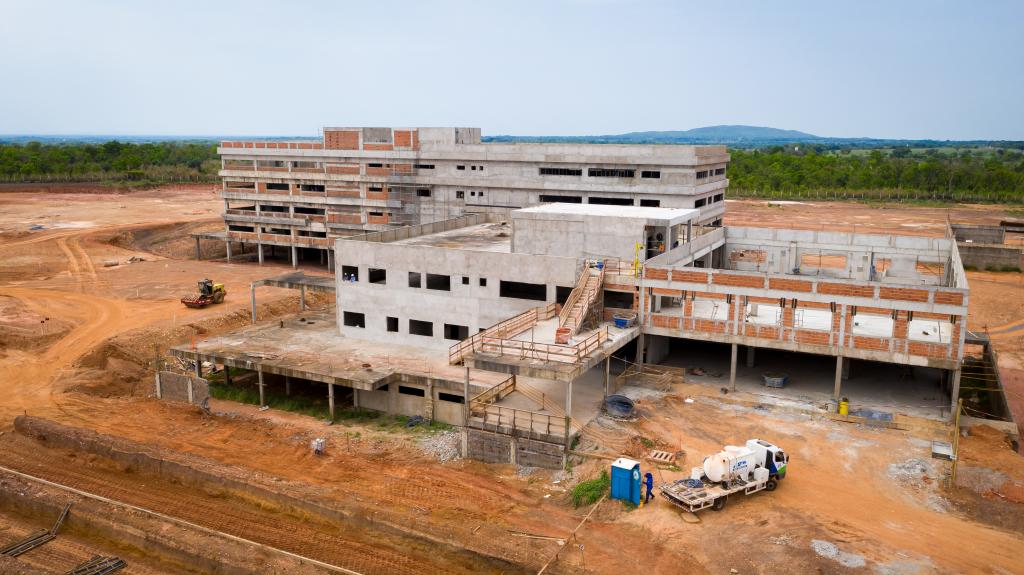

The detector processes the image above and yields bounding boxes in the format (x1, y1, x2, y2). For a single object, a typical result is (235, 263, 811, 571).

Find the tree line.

(1, 140, 1023, 202)
(0, 141, 220, 184)
(728, 146, 1024, 203)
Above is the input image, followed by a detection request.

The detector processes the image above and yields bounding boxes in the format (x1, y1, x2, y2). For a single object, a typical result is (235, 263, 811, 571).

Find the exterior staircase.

(558, 263, 605, 336)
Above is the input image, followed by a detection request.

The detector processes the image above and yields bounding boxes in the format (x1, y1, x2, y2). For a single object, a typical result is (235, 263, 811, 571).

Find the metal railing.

(448, 303, 559, 364)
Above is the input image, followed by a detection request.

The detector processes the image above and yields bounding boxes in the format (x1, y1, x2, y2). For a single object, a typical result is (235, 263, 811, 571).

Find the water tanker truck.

(660, 439, 788, 513)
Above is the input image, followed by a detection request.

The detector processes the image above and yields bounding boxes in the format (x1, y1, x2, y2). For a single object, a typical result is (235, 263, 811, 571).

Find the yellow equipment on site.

(181, 279, 226, 308)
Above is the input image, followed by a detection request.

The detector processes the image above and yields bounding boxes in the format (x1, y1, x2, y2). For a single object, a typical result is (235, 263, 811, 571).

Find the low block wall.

(957, 243, 1021, 271)
(156, 371, 210, 411)
(466, 429, 563, 469)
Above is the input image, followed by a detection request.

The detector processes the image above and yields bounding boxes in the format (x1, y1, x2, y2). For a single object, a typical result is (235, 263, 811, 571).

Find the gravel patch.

(418, 430, 461, 462)
(811, 539, 866, 568)
(887, 458, 935, 488)
(956, 465, 1009, 495)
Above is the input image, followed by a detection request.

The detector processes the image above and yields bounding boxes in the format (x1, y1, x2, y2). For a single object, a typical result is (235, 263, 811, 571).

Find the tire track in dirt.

(0, 440, 475, 575)
(54, 236, 83, 292)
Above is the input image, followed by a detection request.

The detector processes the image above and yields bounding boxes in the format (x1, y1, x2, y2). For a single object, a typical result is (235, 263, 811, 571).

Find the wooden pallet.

(647, 450, 676, 464)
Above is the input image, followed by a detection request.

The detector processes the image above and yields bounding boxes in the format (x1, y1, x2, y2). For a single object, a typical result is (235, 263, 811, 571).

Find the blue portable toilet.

(610, 457, 642, 505)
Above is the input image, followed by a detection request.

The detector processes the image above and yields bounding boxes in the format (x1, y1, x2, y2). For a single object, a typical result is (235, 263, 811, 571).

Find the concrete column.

(565, 378, 574, 421)
(300, 285, 306, 311)
(291, 245, 298, 269)
(328, 383, 335, 419)
(195, 237, 201, 260)
(833, 356, 844, 399)
(327, 249, 333, 272)
(250, 284, 257, 324)
(225, 241, 232, 262)
(746, 346, 756, 368)
(387, 382, 398, 414)
(729, 343, 738, 391)
(258, 367, 266, 407)
(463, 366, 470, 427)
(353, 389, 360, 409)
(257, 243, 264, 265)
(687, 221, 692, 243)
(949, 368, 962, 420)
(603, 357, 611, 397)
(634, 333, 646, 366)
(155, 372, 162, 399)
(284, 376, 291, 396)
(509, 436, 518, 465)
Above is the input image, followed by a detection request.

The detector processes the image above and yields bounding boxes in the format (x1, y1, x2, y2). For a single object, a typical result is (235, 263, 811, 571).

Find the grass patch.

(571, 470, 610, 508)
(209, 380, 331, 420)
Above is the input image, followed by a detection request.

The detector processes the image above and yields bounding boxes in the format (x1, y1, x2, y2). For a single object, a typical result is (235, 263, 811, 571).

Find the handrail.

(449, 303, 560, 365)
(469, 402, 566, 438)
(469, 375, 516, 404)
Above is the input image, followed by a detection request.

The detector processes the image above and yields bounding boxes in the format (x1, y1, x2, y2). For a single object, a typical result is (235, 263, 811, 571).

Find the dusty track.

(0, 436, 482, 575)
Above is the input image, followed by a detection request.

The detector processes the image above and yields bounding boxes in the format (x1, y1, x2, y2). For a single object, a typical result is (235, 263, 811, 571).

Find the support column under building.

(603, 357, 611, 397)
(949, 368, 962, 420)
(257, 243, 264, 265)
(284, 376, 291, 396)
(257, 367, 266, 408)
(729, 343, 738, 391)
(327, 249, 333, 272)
(300, 285, 306, 311)
(291, 245, 298, 269)
(833, 356, 844, 399)
(225, 241, 232, 262)
(328, 383, 335, 419)
(250, 284, 257, 324)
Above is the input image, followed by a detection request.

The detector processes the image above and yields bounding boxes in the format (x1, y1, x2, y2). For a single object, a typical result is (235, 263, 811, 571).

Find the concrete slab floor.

(178, 311, 509, 392)
(489, 363, 623, 431)
(655, 339, 951, 420)
(391, 221, 512, 252)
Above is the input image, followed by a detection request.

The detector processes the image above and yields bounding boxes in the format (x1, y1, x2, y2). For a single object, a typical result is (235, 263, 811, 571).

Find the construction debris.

(0, 502, 71, 557)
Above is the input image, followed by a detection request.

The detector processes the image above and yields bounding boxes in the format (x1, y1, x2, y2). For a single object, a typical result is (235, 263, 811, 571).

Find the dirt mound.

(55, 294, 328, 398)
(107, 220, 225, 260)
(0, 294, 73, 351)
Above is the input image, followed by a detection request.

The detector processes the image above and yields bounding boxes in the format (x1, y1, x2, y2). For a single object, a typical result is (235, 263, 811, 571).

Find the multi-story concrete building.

(214, 127, 729, 268)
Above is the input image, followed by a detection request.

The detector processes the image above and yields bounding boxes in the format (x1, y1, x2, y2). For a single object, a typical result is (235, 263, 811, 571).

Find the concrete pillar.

(155, 372, 162, 399)
(463, 366, 470, 426)
(565, 378, 573, 420)
(729, 343, 738, 391)
(300, 285, 306, 311)
(195, 237, 201, 260)
(353, 389, 360, 409)
(327, 249, 333, 272)
(509, 436, 518, 465)
(258, 367, 266, 407)
(284, 376, 291, 396)
(686, 221, 692, 243)
(225, 241, 232, 262)
(328, 383, 335, 419)
(949, 368, 962, 420)
(387, 382, 398, 414)
(634, 333, 646, 366)
(833, 356, 844, 399)
(291, 245, 298, 269)
(250, 284, 257, 324)
(746, 346, 756, 368)
(257, 243, 264, 265)
(603, 357, 611, 397)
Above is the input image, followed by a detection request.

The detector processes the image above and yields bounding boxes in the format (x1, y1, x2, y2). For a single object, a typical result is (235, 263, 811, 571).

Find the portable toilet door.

(610, 458, 642, 505)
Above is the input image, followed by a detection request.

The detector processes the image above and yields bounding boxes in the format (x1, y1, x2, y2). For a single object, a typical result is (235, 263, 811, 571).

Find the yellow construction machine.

(181, 279, 226, 308)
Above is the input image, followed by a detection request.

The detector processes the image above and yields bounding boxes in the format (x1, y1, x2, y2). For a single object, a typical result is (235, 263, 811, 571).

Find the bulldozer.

(180, 279, 226, 309)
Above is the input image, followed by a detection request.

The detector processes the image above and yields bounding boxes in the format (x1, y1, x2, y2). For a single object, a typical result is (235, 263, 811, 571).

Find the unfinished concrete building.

(176, 133, 973, 469)
(211, 127, 729, 268)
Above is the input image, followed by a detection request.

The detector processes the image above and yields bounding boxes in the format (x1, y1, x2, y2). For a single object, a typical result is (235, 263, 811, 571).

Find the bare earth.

(0, 187, 1021, 574)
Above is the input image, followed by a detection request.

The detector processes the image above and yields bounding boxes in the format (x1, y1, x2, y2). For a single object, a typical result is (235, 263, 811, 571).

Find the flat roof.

(514, 203, 699, 226)
(390, 221, 511, 252)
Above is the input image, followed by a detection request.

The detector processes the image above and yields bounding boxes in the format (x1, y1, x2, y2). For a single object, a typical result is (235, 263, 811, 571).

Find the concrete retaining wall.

(155, 371, 210, 411)
(952, 224, 1005, 244)
(957, 243, 1021, 271)
(465, 429, 563, 469)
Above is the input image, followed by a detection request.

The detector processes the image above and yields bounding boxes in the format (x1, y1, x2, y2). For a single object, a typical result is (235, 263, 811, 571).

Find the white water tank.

(703, 445, 756, 483)
(753, 467, 769, 484)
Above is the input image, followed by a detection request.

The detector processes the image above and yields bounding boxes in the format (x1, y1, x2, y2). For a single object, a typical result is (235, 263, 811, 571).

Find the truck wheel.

(712, 496, 727, 511)
(765, 479, 777, 491)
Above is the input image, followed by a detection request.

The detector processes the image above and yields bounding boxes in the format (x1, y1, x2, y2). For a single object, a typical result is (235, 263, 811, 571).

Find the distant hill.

(613, 125, 819, 142)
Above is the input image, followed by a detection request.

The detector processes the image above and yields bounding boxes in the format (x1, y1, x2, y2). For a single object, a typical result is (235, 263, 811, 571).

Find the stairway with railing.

(558, 262, 605, 336)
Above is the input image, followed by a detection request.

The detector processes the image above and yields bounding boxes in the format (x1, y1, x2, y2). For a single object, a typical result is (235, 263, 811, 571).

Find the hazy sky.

(1, 0, 1021, 139)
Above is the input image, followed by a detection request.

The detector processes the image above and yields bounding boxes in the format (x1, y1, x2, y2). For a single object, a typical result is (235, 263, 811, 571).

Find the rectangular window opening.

(641, 170, 661, 179)
(438, 392, 464, 404)
(426, 273, 451, 291)
(343, 311, 366, 328)
(386, 316, 399, 332)
(588, 168, 635, 178)
(416, 189, 431, 197)
(500, 280, 546, 301)
(588, 196, 634, 206)
(539, 167, 583, 176)
(409, 319, 433, 337)
(398, 386, 425, 397)
(408, 272, 421, 288)
(368, 268, 386, 284)
(640, 199, 661, 207)
(539, 194, 582, 204)
(444, 323, 469, 340)
(341, 265, 359, 281)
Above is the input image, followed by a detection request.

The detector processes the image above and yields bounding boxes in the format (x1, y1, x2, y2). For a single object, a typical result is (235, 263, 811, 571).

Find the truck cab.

(747, 439, 789, 487)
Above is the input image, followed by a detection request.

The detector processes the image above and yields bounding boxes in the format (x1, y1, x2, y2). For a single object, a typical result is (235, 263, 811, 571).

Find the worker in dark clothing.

(644, 472, 655, 503)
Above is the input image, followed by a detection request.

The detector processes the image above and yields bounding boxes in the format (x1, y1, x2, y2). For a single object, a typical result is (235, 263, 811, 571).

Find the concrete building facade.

(215, 127, 729, 268)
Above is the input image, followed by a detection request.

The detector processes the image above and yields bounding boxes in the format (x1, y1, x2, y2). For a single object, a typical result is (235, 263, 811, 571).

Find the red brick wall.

(326, 164, 360, 175)
(712, 273, 765, 288)
(795, 330, 830, 346)
(879, 287, 929, 302)
(394, 130, 412, 148)
(652, 287, 682, 297)
(933, 291, 964, 306)
(817, 282, 874, 298)
(324, 130, 359, 150)
(363, 143, 394, 151)
(365, 167, 389, 177)
(651, 315, 680, 329)
(645, 267, 669, 280)
(769, 278, 813, 292)
(671, 270, 708, 283)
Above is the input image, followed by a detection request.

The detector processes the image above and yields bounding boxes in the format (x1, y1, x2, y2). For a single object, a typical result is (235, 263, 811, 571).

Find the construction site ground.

(0, 185, 1021, 574)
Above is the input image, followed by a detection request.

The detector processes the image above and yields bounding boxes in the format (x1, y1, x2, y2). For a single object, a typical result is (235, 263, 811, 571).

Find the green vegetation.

(0, 140, 219, 185)
(208, 380, 332, 420)
(728, 146, 1024, 203)
(571, 470, 610, 508)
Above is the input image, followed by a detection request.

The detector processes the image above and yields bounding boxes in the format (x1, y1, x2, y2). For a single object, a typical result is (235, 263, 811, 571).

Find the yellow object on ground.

(838, 400, 849, 415)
